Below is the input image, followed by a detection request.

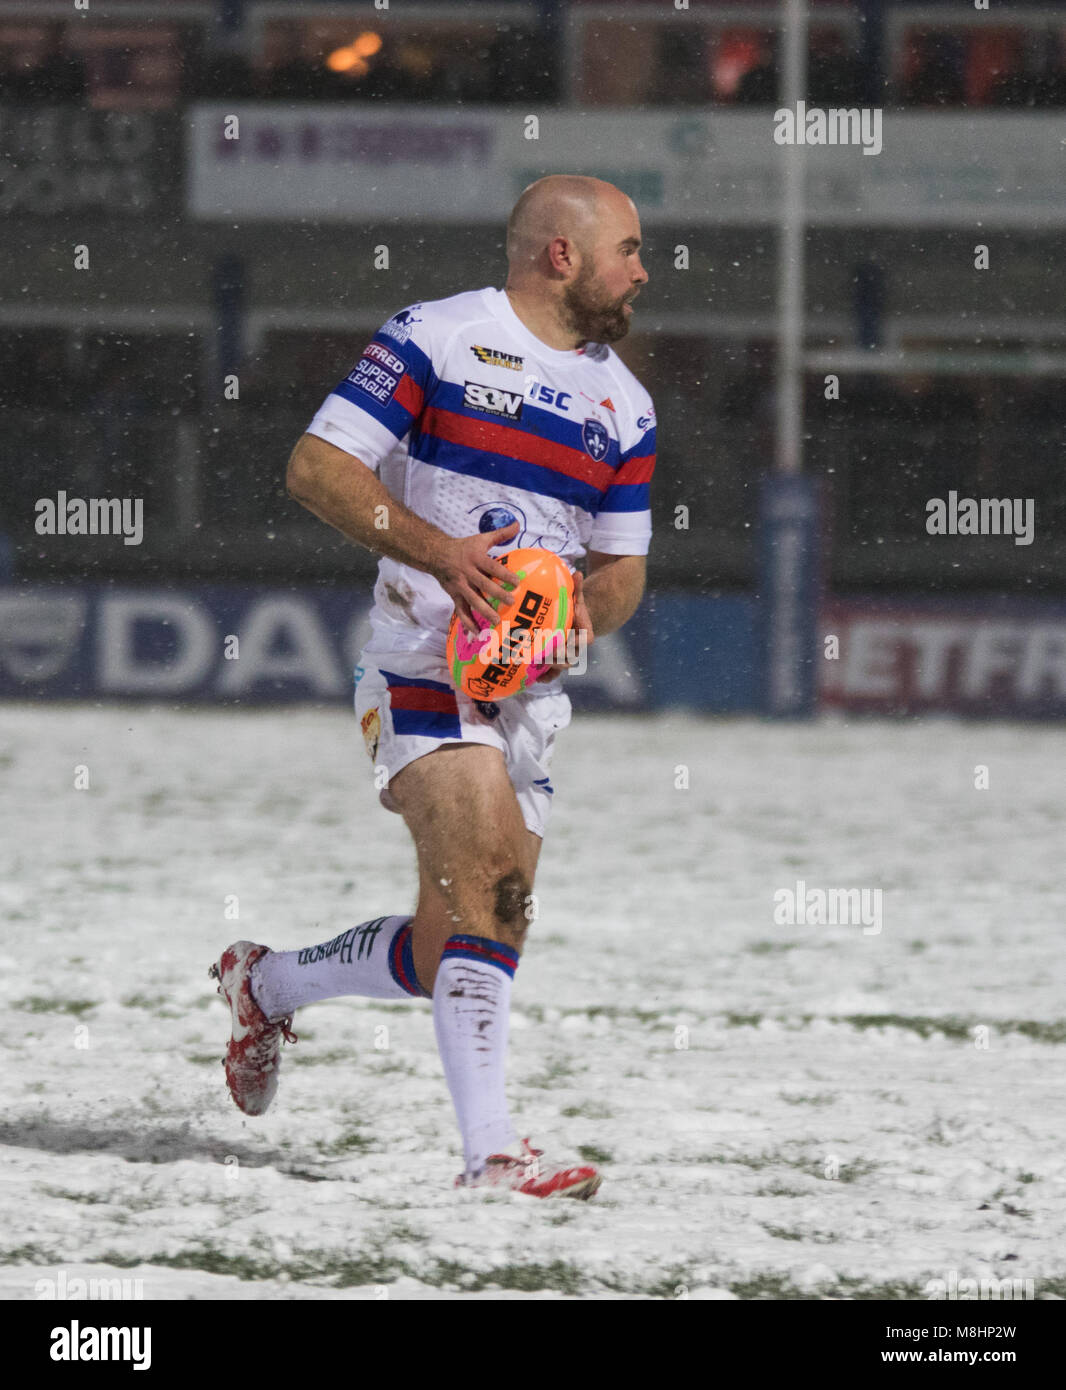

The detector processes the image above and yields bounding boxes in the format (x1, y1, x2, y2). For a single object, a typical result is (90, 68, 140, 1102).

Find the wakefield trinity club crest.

(582, 418, 609, 462)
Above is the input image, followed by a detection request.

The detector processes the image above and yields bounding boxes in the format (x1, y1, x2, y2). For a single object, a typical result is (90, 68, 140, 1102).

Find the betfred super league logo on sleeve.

(346, 341, 406, 405)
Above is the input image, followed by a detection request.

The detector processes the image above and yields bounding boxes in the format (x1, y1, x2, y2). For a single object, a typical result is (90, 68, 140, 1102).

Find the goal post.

(760, 0, 823, 717)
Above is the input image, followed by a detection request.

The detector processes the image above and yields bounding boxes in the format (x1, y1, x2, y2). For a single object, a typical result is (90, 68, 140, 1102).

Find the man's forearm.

(582, 557, 646, 637)
(287, 433, 450, 579)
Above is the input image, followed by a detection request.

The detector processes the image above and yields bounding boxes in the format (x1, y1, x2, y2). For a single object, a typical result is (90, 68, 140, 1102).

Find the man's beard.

(561, 262, 632, 345)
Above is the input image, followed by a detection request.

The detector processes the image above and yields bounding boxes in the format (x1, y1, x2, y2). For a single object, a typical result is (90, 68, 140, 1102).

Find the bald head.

(506, 175, 632, 276)
(503, 174, 647, 348)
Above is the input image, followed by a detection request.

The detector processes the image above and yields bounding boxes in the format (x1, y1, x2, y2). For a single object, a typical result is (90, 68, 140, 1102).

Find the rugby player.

(211, 175, 655, 1199)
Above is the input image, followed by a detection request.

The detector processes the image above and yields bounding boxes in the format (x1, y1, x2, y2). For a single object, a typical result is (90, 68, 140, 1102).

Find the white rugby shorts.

(353, 648, 571, 838)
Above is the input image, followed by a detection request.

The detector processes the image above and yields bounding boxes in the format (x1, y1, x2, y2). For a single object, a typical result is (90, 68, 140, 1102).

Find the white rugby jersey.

(305, 286, 656, 656)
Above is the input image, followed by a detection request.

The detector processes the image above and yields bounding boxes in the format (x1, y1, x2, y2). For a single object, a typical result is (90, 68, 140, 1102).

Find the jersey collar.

(488, 287, 598, 367)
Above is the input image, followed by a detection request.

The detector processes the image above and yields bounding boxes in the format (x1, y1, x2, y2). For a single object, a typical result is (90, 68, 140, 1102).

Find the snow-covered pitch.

(1, 705, 1063, 1300)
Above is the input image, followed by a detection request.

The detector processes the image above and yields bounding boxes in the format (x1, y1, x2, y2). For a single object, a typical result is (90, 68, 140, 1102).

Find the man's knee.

(492, 866, 531, 924)
(490, 866, 533, 945)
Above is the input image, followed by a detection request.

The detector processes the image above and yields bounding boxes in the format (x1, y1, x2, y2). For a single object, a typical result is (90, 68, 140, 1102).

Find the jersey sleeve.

(304, 305, 437, 473)
(587, 402, 656, 555)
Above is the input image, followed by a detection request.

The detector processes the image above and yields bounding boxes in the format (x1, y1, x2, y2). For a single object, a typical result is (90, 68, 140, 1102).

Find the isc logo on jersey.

(527, 381, 572, 411)
(463, 381, 523, 420)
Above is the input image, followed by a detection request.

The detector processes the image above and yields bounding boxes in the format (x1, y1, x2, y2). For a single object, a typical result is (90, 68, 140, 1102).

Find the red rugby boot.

(456, 1137, 602, 1200)
(209, 941, 297, 1116)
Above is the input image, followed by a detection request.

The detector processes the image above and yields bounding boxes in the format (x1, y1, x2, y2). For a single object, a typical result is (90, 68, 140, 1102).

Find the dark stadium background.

(2, 0, 1064, 713)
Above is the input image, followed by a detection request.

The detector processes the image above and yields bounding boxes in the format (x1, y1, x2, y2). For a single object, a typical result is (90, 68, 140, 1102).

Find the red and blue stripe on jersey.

(331, 335, 654, 517)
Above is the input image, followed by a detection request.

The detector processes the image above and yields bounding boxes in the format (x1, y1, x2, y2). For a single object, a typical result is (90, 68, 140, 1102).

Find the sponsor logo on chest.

(463, 380, 524, 420)
(471, 344, 524, 371)
(526, 379, 572, 411)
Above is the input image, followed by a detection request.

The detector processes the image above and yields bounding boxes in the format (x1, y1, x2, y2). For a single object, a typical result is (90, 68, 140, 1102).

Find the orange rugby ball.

(446, 547, 574, 701)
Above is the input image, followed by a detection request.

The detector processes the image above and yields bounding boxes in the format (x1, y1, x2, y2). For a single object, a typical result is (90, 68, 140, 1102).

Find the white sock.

(432, 934, 520, 1177)
(249, 916, 429, 1020)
